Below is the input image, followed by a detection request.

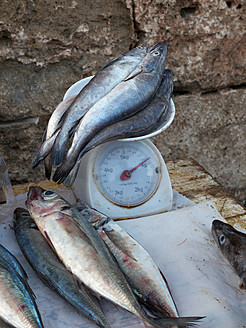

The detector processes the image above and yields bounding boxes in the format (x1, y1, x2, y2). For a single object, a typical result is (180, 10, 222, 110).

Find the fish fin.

(74, 200, 91, 211)
(139, 302, 166, 319)
(158, 269, 179, 316)
(82, 283, 103, 308)
(124, 67, 143, 81)
(102, 228, 138, 262)
(63, 159, 81, 187)
(55, 212, 94, 247)
(42, 126, 47, 142)
(44, 154, 52, 180)
(50, 133, 69, 166)
(100, 54, 124, 70)
(32, 149, 43, 169)
(52, 158, 74, 184)
(153, 316, 206, 327)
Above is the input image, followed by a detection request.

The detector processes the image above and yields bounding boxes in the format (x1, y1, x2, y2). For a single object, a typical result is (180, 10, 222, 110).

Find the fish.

(0, 317, 16, 328)
(32, 95, 77, 179)
(78, 205, 179, 318)
(64, 69, 173, 186)
(13, 207, 111, 328)
(0, 246, 44, 328)
(0, 244, 28, 282)
(211, 219, 246, 289)
(53, 42, 168, 184)
(26, 186, 204, 327)
(51, 46, 148, 166)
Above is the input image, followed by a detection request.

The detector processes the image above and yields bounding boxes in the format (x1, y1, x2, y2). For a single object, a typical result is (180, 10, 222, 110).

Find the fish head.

(125, 42, 167, 80)
(26, 186, 67, 221)
(211, 219, 246, 261)
(126, 46, 148, 59)
(13, 207, 37, 229)
(142, 42, 167, 72)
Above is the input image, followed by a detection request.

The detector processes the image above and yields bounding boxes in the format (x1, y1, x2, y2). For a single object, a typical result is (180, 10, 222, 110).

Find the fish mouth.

(27, 186, 43, 201)
(148, 42, 167, 52)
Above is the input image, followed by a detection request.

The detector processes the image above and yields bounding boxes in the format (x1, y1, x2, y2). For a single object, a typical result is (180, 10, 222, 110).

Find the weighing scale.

(64, 76, 175, 219)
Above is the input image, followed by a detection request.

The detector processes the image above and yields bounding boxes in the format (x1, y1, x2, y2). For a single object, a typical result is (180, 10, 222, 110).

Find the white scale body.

(64, 76, 175, 219)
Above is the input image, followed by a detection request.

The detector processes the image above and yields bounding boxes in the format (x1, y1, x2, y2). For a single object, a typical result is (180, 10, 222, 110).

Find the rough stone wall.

(0, 0, 135, 183)
(128, 0, 246, 205)
(0, 0, 245, 205)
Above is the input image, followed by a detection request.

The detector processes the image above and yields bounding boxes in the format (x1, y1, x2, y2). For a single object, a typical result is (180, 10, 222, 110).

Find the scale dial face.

(93, 141, 161, 207)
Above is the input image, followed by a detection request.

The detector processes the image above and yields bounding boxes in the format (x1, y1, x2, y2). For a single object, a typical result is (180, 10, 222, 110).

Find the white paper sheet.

(0, 190, 245, 328)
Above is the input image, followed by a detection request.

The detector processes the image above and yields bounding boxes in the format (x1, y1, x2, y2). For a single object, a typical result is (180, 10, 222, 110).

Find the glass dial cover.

(93, 141, 161, 207)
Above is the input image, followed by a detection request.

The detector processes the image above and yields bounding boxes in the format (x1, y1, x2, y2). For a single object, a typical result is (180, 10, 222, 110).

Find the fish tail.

(51, 133, 69, 166)
(146, 315, 205, 327)
(32, 152, 42, 169)
(32, 138, 56, 170)
(52, 151, 78, 184)
(44, 155, 52, 180)
(63, 159, 81, 187)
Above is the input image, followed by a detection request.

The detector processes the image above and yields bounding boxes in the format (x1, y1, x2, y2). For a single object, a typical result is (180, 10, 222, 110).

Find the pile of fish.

(32, 42, 174, 186)
(1, 185, 205, 328)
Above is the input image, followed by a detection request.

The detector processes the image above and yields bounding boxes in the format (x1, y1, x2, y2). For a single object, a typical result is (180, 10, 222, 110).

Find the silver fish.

(51, 46, 148, 166)
(13, 207, 110, 328)
(64, 69, 173, 186)
(53, 43, 168, 184)
(26, 186, 204, 328)
(78, 206, 179, 318)
(0, 247, 44, 328)
(212, 219, 246, 289)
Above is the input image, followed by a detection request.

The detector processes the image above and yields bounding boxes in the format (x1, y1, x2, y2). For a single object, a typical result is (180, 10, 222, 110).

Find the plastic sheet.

(0, 190, 245, 327)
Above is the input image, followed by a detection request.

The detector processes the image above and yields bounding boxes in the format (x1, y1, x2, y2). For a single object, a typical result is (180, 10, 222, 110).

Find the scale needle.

(120, 157, 150, 180)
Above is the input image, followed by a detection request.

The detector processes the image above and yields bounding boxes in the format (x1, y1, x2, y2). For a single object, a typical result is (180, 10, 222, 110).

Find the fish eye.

(219, 234, 226, 245)
(42, 190, 57, 199)
(152, 50, 160, 56)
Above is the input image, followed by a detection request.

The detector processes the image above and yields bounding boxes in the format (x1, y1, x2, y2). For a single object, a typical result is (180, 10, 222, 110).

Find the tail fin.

(150, 316, 205, 327)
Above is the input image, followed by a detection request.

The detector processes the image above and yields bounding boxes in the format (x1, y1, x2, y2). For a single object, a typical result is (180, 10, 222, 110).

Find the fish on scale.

(26, 185, 205, 328)
(64, 69, 174, 187)
(50, 45, 148, 167)
(52, 43, 168, 184)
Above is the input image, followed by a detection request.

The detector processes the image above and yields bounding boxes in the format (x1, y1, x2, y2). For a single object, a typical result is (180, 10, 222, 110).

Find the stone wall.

(0, 0, 245, 205)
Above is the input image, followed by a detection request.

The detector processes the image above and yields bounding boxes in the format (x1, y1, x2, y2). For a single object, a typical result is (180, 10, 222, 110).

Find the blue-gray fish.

(13, 207, 111, 328)
(64, 69, 173, 186)
(211, 219, 246, 289)
(53, 43, 168, 184)
(32, 95, 77, 179)
(26, 186, 204, 328)
(0, 246, 44, 328)
(51, 46, 148, 166)
(0, 244, 28, 282)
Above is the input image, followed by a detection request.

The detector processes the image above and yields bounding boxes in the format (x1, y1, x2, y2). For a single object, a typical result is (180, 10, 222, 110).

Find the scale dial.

(93, 141, 161, 207)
